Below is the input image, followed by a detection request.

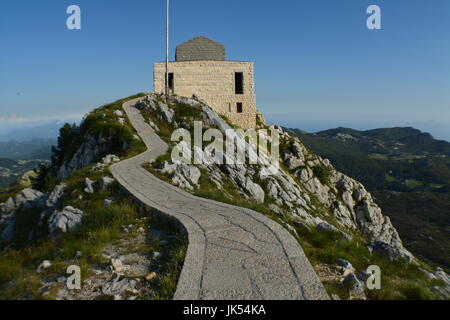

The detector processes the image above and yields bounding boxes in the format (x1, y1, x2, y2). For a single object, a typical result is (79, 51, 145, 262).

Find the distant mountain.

(0, 157, 49, 188)
(0, 121, 69, 142)
(0, 139, 55, 187)
(0, 139, 55, 160)
(286, 126, 450, 271)
(307, 127, 450, 157)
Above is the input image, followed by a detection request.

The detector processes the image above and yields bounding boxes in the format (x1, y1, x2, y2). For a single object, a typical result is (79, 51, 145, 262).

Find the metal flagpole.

(165, 0, 169, 100)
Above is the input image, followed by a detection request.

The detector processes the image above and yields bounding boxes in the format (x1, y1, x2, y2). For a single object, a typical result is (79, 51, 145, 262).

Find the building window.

(235, 72, 244, 94)
(237, 103, 243, 113)
(165, 73, 174, 89)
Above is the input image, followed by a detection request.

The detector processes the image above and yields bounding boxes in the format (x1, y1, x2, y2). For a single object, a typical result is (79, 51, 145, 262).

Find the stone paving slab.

(110, 97, 329, 300)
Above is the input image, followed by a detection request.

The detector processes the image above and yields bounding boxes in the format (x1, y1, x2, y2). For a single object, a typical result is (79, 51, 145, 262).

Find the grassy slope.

(0, 94, 186, 300)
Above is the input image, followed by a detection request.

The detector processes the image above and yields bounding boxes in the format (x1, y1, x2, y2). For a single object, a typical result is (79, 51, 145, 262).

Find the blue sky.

(1, 0, 449, 140)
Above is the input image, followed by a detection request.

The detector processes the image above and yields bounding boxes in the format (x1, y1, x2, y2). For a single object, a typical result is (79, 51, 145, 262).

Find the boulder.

(343, 273, 366, 300)
(202, 106, 231, 132)
(368, 240, 414, 262)
(92, 154, 121, 172)
(1, 197, 17, 215)
(84, 178, 95, 194)
(316, 222, 352, 241)
(113, 110, 124, 117)
(14, 188, 45, 211)
(95, 177, 115, 191)
(243, 178, 265, 203)
(336, 258, 355, 276)
(158, 103, 174, 124)
(58, 133, 112, 180)
(37, 260, 52, 273)
(48, 206, 84, 234)
(45, 183, 67, 209)
(102, 275, 138, 296)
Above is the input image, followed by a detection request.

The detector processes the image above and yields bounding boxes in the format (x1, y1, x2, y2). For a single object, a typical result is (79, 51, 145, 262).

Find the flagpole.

(165, 0, 169, 100)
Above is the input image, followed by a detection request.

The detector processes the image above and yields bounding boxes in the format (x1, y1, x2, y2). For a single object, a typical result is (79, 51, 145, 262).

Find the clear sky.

(1, 0, 449, 140)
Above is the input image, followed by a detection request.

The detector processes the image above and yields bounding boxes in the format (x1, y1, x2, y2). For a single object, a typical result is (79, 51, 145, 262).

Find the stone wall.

(154, 61, 257, 129)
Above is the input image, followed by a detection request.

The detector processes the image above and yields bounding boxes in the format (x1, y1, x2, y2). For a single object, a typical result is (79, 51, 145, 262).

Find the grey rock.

(45, 183, 67, 209)
(336, 258, 354, 271)
(84, 178, 95, 194)
(12, 188, 45, 211)
(316, 222, 353, 242)
(242, 178, 265, 203)
(48, 206, 84, 234)
(137, 227, 145, 233)
(58, 134, 112, 180)
(202, 106, 231, 132)
(95, 177, 115, 191)
(104, 198, 114, 206)
(356, 270, 371, 282)
(368, 241, 414, 262)
(102, 275, 138, 296)
(343, 273, 366, 300)
(111, 258, 123, 273)
(284, 156, 304, 170)
(92, 154, 121, 172)
(158, 103, 174, 124)
(113, 110, 124, 117)
(37, 260, 52, 273)
(1, 197, 16, 214)
(161, 161, 201, 190)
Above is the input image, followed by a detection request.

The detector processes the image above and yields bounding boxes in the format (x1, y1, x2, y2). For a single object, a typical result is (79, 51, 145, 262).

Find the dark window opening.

(235, 72, 244, 94)
(237, 103, 243, 113)
(166, 73, 174, 89)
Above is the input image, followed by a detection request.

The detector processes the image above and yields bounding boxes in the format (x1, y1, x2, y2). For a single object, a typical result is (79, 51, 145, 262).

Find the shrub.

(313, 164, 333, 185)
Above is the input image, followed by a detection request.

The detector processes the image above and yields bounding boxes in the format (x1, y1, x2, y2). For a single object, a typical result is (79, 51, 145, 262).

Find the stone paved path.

(110, 97, 329, 300)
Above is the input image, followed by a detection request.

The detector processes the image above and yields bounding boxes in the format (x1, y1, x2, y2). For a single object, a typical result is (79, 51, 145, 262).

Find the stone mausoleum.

(154, 36, 257, 129)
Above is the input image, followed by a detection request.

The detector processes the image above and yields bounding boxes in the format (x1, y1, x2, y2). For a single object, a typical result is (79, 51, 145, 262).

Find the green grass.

(294, 224, 441, 300)
(150, 235, 188, 300)
(0, 93, 191, 300)
(404, 179, 423, 189)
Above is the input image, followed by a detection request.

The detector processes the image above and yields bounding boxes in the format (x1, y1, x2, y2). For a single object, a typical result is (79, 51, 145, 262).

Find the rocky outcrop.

(92, 155, 120, 172)
(0, 182, 79, 245)
(48, 206, 84, 234)
(156, 161, 201, 191)
(280, 135, 412, 260)
(57, 133, 113, 180)
(146, 94, 413, 262)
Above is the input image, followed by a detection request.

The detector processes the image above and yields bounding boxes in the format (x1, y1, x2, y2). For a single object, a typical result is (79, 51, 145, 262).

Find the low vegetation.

(0, 94, 187, 300)
(287, 127, 450, 272)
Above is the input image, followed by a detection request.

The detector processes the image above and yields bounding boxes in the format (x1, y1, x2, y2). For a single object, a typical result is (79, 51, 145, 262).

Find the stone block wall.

(154, 61, 256, 129)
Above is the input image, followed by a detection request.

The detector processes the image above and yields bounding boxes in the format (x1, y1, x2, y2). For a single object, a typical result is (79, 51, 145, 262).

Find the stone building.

(154, 36, 257, 129)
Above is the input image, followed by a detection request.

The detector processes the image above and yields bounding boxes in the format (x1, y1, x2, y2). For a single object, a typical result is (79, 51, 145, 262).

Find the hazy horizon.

(1, 0, 449, 141)
(1, 110, 448, 143)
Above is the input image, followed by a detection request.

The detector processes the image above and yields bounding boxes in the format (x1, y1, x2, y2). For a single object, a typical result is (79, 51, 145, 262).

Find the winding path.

(110, 97, 329, 300)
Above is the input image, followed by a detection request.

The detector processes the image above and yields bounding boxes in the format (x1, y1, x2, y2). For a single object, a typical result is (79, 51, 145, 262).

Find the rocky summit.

(0, 93, 448, 300)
